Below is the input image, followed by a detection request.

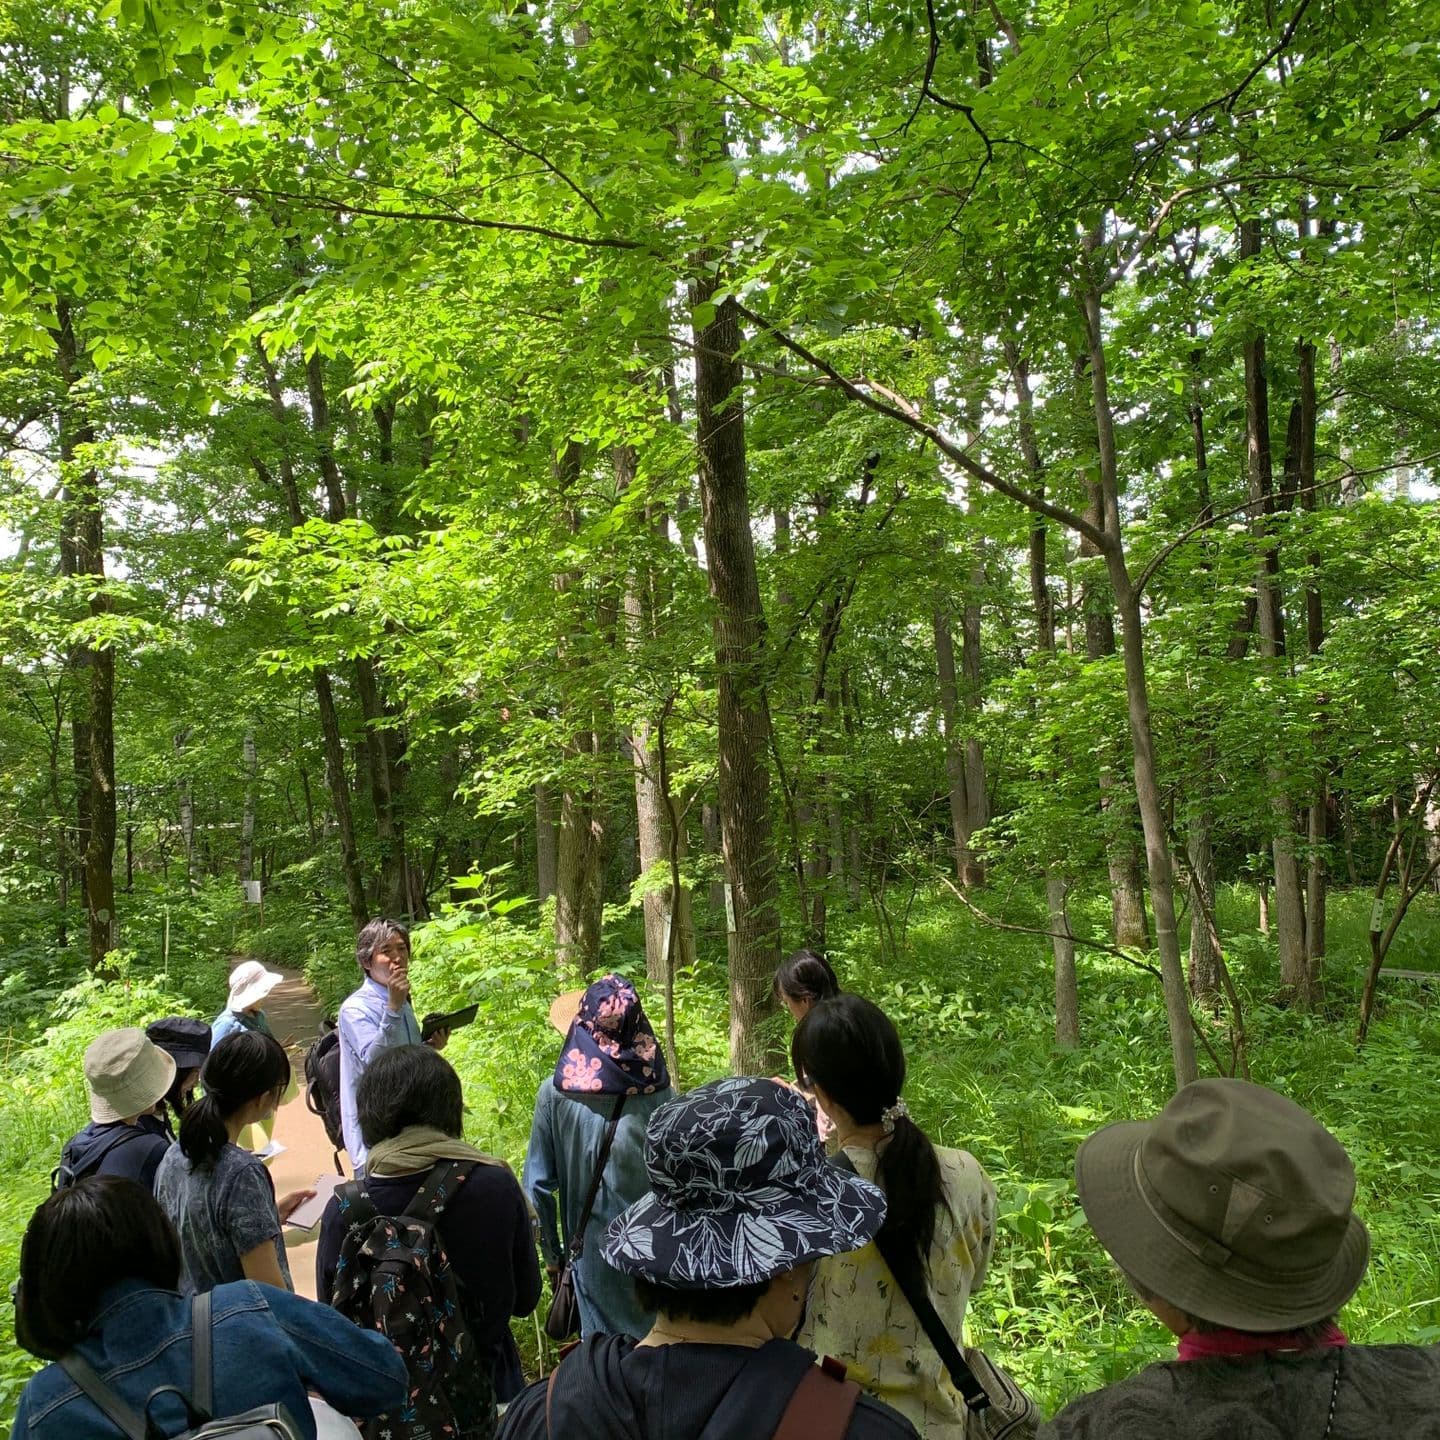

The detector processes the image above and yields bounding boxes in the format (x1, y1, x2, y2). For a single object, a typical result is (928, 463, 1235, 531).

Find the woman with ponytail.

(155, 1030, 314, 1294)
(793, 995, 996, 1439)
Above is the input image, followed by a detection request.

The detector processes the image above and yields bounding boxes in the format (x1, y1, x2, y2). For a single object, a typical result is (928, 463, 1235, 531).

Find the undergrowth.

(0, 879, 1436, 1422)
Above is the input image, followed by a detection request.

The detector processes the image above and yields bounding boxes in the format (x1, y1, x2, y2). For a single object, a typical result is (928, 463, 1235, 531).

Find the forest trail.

(261, 967, 342, 1302)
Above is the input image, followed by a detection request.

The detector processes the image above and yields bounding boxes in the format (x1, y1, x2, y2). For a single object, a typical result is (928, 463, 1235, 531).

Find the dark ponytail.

(179, 1031, 290, 1168)
(772, 949, 841, 1007)
(792, 994, 950, 1282)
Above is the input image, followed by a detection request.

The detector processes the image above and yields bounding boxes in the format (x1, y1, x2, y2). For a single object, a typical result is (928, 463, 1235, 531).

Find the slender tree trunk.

(1083, 281, 1197, 1088)
(314, 669, 370, 931)
(240, 730, 258, 884)
(1241, 232, 1311, 1003)
(175, 730, 198, 895)
(1187, 809, 1223, 1002)
(960, 488, 990, 866)
(1009, 338, 1079, 1045)
(691, 268, 782, 1073)
(535, 783, 558, 905)
(54, 302, 115, 971)
(933, 609, 975, 883)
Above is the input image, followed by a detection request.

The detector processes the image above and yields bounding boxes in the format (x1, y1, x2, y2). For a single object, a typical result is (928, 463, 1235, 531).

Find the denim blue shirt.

(523, 1079, 672, 1340)
(337, 976, 420, 1169)
(10, 1279, 407, 1440)
(210, 1008, 271, 1047)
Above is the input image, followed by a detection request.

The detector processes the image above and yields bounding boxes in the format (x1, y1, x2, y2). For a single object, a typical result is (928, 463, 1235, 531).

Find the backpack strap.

(56, 1125, 148, 1188)
(190, 1290, 214, 1419)
(694, 1339, 823, 1440)
(566, 1094, 626, 1262)
(403, 1158, 475, 1222)
(58, 1352, 148, 1440)
(337, 1178, 380, 1230)
(773, 1360, 861, 1440)
(830, 1150, 990, 1414)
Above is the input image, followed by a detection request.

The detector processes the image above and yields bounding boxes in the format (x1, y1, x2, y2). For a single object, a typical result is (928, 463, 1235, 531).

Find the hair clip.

(881, 1099, 909, 1134)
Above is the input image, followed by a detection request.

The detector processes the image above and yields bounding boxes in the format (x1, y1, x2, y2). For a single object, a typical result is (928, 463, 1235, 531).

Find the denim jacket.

(523, 1080, 672, 1339)
(10, 1279, 407, 1440)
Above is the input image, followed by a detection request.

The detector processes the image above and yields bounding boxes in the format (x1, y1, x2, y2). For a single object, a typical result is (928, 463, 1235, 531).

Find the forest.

(2, 0, 1440, 1417)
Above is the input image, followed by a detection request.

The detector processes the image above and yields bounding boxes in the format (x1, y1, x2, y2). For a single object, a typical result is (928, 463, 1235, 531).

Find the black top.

(316, 1161, 542, 1402)
(61, 1120, 172, 1192)
(498, 1333, 919, 1440)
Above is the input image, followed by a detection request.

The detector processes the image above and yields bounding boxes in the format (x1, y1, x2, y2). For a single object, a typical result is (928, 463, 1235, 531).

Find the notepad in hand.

(284, 1172, 344, 1231)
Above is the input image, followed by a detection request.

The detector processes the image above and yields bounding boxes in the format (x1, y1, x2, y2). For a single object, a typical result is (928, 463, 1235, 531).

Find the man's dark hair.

(356, 917, 409, 974)
(16, 1176, 182, 1360)
(357, 1044, 463, 1149)
(632, 1275, 770, 1327)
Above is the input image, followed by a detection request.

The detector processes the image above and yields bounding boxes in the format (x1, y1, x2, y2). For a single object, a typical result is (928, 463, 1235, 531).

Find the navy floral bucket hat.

(603, 1077, 887, 1289)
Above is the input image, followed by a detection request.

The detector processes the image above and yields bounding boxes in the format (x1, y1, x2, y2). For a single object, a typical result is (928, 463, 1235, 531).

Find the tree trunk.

(175, 731, 198, 895)
(353, 656, 409, 916)
(1241, 239, 1311, 1003)
(314, 669, 370, 931)
(960, 494, 990, 867)
(240, 730, 258, 884)
(1078, 474, 1150, 949)
(555, 775, 605, 975)
(1009, 337, 1078, 1046)
(1187, 808, 1223, 1003)
(54, 302, 115, 971)
(1083, 280, 1197, 1088)
(691, 274, 782, 1074)
(932, 608, 976, 884)
(535, 783, 558, 904)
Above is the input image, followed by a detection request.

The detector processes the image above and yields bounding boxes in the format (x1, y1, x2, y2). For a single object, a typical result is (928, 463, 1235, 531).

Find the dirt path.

(262, 969, 344, 1301)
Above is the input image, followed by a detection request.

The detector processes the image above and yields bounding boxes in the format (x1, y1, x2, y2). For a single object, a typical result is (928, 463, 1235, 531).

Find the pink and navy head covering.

(552, 974, 670, 1097)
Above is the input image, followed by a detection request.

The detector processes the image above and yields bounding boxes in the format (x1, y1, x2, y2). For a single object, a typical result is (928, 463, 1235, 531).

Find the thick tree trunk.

(535, 783, 558, 904)
(691, 276, 782, 1074)
(1241, 252, 1311, 1003)
(555, 773, 605, 975)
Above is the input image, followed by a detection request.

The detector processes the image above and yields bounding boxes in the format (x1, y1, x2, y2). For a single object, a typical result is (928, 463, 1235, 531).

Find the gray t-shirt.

(155, 1142, 293, 1294)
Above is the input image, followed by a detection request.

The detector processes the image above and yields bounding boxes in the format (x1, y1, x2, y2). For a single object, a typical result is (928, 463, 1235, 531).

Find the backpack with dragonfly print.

(330, 1160, 495, 1440)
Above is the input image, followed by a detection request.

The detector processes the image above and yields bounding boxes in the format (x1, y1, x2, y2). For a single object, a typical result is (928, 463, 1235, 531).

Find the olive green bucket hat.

(1075, 1078, 1370, 1331)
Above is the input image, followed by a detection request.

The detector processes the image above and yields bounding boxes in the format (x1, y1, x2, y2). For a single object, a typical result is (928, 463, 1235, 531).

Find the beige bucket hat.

(227, 959, 283, 1012)
(548, 988, 586, 1036)
(84, 1028, 177, 1124)
(1075, 1078, 1370, 1331)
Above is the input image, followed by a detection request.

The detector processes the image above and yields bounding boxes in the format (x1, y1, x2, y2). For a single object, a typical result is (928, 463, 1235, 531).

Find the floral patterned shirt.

(799, 1141, 997, 1439)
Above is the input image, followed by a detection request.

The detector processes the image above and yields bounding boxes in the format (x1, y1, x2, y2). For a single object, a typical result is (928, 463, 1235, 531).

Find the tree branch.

(736, 304, 1108, 550)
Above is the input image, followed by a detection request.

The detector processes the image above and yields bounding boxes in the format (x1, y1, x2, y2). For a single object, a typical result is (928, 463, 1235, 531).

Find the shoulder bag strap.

(773, 1361, 861, 1440)
(57, 1353, 149, 1440)
(190, 1290, 214, 1419)
(567, 1094, 626, 1262)
(829, 1150, 990, 1413)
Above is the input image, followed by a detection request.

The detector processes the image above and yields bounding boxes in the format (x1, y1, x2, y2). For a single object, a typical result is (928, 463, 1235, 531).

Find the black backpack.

(52, 1125, 145, 1191)
(303, 1021, 345, 1168)
(330, 1161, 492, 1440)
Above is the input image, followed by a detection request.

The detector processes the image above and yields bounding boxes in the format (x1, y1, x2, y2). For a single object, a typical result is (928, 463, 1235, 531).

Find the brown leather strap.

(773, 1361, 861, 1440)
(545, 1363, 561, 1438)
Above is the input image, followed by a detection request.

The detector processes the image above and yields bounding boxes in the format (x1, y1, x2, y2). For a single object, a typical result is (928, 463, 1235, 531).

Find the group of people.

(11, 934, 1440, 1440)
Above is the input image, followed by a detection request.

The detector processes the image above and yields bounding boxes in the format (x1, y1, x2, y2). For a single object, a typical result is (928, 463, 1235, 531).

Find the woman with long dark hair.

(155, 1030, 314, 1293)
(11, 1176, 406, 1440)
(773, 949, 842, 1140)
(793, 994, 996, 1438)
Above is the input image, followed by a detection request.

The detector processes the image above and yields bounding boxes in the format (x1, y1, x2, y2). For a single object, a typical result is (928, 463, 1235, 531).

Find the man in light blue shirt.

(337, 918, 446, 1172)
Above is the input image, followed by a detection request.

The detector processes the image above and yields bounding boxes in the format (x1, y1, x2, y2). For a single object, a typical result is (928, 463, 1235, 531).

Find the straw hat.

(548, 988, 586, 1036)
(84, 1029, 177, 1124)
(1075, 1078, 1370, 1330)
(227, 959, 283, 1013)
